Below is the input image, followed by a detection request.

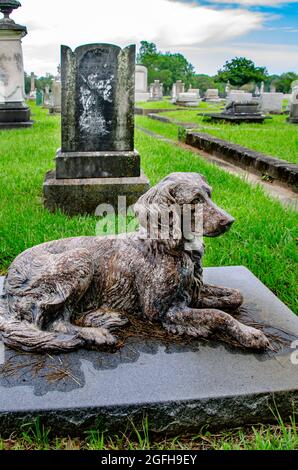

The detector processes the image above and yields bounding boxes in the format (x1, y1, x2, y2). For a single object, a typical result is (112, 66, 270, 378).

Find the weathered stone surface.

(0, 2, 32, 128)
(260, 92, 283, 114)
(227, 91, 252, 104)
(56, 149, 141, 179)
(0, 266, 297, 436)
(184, 131, 298, 191)
(288, 86, 298, 124)
(135, 65, 149, 103)
(61, 44, 135, 153)
(43, 170, 150, 215)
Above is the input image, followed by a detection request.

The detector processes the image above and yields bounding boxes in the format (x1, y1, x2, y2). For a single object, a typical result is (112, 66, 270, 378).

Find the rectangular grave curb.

(147, 113, 197, 129)
(184, 131, 298, 192)
(135, 107, 188, 116)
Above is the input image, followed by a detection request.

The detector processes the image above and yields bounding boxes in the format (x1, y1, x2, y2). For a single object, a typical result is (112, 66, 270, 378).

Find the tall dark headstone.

(43, 43, 149, 215)
(0, 1, 32, 129)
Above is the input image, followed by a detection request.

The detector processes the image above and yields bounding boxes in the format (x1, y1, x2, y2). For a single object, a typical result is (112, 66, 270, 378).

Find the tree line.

(137, 41, 298, 94)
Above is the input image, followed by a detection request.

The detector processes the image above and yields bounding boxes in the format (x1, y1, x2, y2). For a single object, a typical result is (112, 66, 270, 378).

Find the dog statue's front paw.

(238, 325, 270, 350)
(78, 327, 117, 348)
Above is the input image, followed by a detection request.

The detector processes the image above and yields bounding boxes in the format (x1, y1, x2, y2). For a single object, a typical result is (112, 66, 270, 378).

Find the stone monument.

(259, 92, 283, 114)
(288, 85, 298, 124)
(260, 81, 265, 94)
(135, 65, 149, 102)
(0, 0, 32, 128)
(43, 85, 50, 108)
(149, 80, 163, 101)
(226, 91, 252, 105)
(204, 100, 265, 124)
(35, 88, 43, 106)
(205, 89, 223, 103)
(28, 72, 36, 100)
(43, 43, 150, 215)
(171, 80, 184, 101)
(49, 66, 61, 114)
(175, 92, 200, 107)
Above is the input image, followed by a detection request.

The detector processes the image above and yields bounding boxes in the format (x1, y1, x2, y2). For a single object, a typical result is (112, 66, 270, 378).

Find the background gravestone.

(43, 43, 149, 215)
(135, 65, 150, 103)
(0, 0, 32, 128)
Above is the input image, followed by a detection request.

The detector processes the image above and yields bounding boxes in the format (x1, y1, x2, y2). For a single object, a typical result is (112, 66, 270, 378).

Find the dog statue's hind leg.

(163, 306, 269, 350)
(196, 284, 243, 313)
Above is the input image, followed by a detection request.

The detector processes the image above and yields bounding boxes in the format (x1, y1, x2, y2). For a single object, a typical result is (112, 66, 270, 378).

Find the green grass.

(136, 99, 178, 109)
(0, 415, 297, 450)
(150, 108, 298, 164)
(0, 104, 297, 312)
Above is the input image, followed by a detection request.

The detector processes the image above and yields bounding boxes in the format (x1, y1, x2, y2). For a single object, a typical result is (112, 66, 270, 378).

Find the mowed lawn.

(0, 103, 298, 449)
(0, 103, 297, 313)
(136, 100, 298, 164)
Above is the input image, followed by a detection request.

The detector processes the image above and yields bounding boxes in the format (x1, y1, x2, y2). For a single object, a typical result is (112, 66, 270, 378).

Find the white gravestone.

(171, 80, 184, 101)
(259, 92, 283, 114)
(175, 92, 200, 107)
(227, 91, 252, 105)
(0, 1, 32, 128)
(135, 65, 149, 102)
(288, 86, 298, 123)
(149, 80, 163, 101)
(205, 89, 222, 102)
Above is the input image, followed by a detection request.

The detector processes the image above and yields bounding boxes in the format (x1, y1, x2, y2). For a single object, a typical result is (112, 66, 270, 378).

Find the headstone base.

(0, 104, 32, 129)
(49, 106, 61, 114)
(0, 266, 297, 437)
(288, 117, 298, 124)
(43, 170, 150, 215)
(135, 92, 150, 102)
(56, 149, 141, 179)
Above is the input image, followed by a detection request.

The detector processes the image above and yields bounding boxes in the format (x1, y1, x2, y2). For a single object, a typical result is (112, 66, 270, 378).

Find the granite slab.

(0, 266, 297, 436)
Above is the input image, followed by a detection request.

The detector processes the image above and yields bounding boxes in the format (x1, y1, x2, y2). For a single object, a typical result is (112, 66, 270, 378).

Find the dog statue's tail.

(0, 296, 83, 353)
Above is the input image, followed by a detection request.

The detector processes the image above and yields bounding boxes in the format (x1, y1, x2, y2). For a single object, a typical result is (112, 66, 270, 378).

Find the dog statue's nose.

(220, 217, 234, 227)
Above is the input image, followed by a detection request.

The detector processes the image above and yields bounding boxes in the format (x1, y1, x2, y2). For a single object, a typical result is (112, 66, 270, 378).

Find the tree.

(274, 72, 298, 93)
(216, 57, 268, 87)
(137, 41, 195, 93)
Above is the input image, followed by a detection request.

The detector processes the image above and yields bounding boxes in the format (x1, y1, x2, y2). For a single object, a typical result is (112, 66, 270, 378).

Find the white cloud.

(175, 42, 298, 74)
(205, 0, 298, 6)
(9, 0, 264, 75)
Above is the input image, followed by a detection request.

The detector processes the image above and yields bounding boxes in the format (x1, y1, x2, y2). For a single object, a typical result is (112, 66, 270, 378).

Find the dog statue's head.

(134, 172, 234, 241)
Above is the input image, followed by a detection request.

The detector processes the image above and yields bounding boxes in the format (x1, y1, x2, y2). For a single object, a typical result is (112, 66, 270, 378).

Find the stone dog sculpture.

(0, 173, 269, 353)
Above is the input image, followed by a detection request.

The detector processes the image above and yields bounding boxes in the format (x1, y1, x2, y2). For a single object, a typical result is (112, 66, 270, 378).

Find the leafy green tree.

(190, 74, 216, 93)
(137, 41, 194, 94)
(274, 72, 298, 93)
(216, 57, 268, 87)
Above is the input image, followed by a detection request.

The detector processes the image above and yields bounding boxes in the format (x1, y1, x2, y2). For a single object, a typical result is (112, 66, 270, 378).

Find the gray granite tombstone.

(43, 43, 149, 215)
(0, 266, 297, 436)
(0, 1, 32, 129)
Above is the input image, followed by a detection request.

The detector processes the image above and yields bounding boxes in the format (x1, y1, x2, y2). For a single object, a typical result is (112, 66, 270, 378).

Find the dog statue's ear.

(134, 182, 182, 240)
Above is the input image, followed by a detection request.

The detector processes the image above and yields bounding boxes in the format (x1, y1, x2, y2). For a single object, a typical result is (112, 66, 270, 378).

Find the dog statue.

(0, 173, 269, 353)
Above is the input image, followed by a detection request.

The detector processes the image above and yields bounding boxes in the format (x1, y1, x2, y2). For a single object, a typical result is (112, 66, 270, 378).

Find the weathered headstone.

(149, 80, 163, 101)
(259, 92, 283, 114)
(35, 89, 43, 106)
(28, 72, 36, 101)
(43, 43, 149, 215)
(288, 85, 298, 124)
(0, 1, 32, 128)
(175, 92, 200, 107)
(49, 78, 61, 114)
(205, 89, 221, 102)
(227, 91, 252, 104)
(43, 85, 50, 108)
(171, 80, 184, 101)
(135, 65, 149, 102)
(260, 81, 265, 94)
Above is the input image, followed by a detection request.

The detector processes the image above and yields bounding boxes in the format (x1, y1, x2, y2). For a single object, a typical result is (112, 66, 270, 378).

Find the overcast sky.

(11, 0, 298, 76)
